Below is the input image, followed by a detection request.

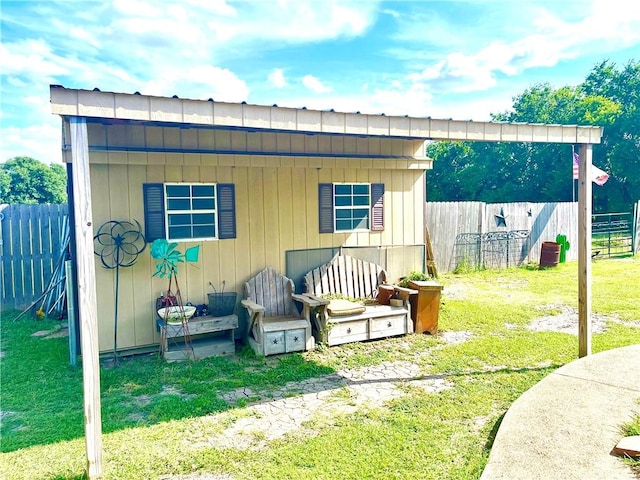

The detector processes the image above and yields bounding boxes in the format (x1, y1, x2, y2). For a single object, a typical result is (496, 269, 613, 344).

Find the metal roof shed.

(50, 85, 602, 479)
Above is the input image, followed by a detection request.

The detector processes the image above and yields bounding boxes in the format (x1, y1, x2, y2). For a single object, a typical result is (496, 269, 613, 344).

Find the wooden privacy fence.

(1, 203, 69, 311)
(426, 201, 579, 273)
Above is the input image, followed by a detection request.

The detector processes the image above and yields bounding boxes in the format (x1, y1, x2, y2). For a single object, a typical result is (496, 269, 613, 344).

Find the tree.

(581, 60, 640, 212)
(427, 59, 640, 213)
(0, 157, 67, 204)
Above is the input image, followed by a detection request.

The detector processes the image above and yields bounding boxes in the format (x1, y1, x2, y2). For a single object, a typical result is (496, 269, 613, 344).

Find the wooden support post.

(70, 117, 103, 478)
(577, 144, 592, 358)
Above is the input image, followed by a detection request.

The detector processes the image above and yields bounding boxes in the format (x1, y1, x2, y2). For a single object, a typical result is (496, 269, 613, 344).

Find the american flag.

(573, 151, 610, 185)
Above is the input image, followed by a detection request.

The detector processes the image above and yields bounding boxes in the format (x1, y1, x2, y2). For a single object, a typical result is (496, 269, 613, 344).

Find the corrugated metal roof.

(49, 85, 603, 144)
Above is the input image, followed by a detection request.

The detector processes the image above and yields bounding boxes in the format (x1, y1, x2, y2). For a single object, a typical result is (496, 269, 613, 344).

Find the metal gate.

(450, 230, 531, 271)
(592, 212, 634, 258)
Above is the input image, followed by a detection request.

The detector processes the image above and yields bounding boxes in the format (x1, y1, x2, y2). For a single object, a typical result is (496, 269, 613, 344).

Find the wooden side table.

(408, 281, 443, 335)
(159, 314, 237, 362)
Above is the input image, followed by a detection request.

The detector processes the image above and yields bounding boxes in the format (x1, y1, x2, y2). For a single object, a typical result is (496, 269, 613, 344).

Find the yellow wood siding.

(88, 128, 427, 353)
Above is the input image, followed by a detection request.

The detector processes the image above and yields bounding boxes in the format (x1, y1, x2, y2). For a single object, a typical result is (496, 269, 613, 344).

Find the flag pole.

(572, 145, 575, 203)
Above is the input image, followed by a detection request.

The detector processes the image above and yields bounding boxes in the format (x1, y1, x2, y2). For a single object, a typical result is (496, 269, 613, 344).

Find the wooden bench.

(242, 267, 321, 356)
(303, 254, 417, 346)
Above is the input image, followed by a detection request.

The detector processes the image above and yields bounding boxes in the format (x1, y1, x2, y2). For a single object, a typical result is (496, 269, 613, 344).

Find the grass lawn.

(1, 257, 639, 479)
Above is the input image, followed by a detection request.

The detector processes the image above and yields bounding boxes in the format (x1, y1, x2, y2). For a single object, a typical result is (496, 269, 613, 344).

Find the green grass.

(623, 402, 640, 476)
(1, 257, 639, 479)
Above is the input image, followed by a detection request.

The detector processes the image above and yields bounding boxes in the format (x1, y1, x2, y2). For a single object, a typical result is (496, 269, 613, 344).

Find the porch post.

(70, 116, 103, 478)
(577, 143, 593, 357)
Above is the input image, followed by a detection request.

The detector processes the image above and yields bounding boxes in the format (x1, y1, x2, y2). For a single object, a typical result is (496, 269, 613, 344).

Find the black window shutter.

(318, 183, 334, 233)
(217, 183, 236, 239)
(143, 183, 165, 242)
(370, 183, 385, 231)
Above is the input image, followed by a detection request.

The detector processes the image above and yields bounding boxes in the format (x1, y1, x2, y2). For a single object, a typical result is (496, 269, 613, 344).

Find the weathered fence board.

(427, 201, 580, 273)
(0, 203, 69, 311)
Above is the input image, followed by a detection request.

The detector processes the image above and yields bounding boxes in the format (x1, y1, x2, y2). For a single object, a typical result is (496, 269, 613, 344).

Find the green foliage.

(0, 156, 67, 204)
(427, 59, 640, 213)
(398, 270, 432, 287)
(452, 256, 482, 274)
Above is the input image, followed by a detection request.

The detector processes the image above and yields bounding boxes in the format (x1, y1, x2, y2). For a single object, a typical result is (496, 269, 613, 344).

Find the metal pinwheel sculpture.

(151, 239, 200, 358)
(93, 220, 146, 362)
(150, 239, 200, 280)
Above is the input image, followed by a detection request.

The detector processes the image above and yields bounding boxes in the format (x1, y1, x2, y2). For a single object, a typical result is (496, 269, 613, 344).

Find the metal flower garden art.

(93, 219, 146, 363)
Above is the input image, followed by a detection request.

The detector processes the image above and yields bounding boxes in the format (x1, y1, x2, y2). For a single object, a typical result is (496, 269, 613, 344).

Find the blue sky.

(1, 0, 639, 164)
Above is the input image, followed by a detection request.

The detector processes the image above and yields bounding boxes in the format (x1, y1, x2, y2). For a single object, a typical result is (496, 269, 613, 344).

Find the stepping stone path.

(189, 360, 453, 451)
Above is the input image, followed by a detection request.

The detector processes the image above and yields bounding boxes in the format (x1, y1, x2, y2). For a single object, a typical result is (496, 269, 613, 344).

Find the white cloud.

(302, 75, 332, 94)
(112, 0, 163, 17)
(68, 26, 100, 48)
(267, 75, 508, 122)
(202, 0, 380, 45)
(393, 0, 640, 97)
(143, 65, 249, 101)
(182, 0, 237, 16)
(0, 122, 62, 165)
(268, 68, 287, 88)
(0, 40, 68, 79)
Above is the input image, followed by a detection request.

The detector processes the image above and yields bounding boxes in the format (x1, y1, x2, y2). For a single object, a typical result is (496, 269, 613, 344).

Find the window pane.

(193, 213, 215, 225)
(336, 220, 352, 231)
(167, 199, 191, 211)
(166, 185, 191, 197)
(335, 184, 352, 195)
(335, 196, 353, 207)
(353, 208, 369, 220)
(168, 226, 191, 239)
(353, 184, 369, 194)
(192, 198, 215, 210)
(192, 185, 215, 197)
(168, 213, 191, 226)
(335, 209, 351, 219)
(353, 195, 370, 206)
(193, 225, 215, 238)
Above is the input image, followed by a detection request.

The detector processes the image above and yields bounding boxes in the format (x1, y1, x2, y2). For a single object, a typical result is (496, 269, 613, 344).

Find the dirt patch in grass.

(440, 331, 473, 344)
(161, 385, 197, 400)
(441, 282, 470, 299)
(527, 304, 640, 335)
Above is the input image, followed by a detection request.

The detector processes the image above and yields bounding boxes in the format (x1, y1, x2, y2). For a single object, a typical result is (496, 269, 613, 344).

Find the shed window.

(335, 184, 370, 231)
(143, 183, 236, 242)
(165, 183, 216, 240)
(318, 183, 384, 233)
